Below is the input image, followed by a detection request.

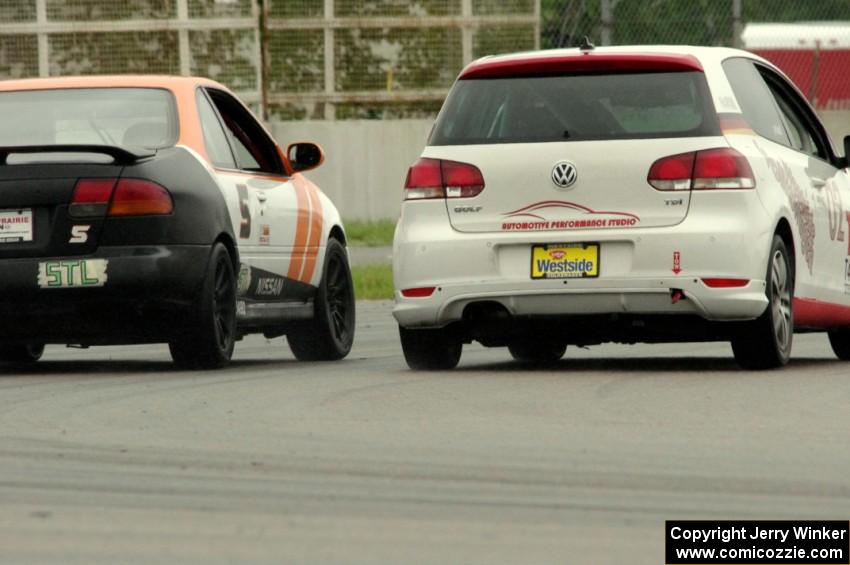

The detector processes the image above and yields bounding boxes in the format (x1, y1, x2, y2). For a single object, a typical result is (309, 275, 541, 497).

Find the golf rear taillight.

(69, 178, 117, 217)
(70, 178, 173, 217)
(693, 148, 755, 189)
(109, 179, 173, 216)
(404, 158, 443, 199)
(648, 148, 755, 191)
(647, 153, 694, 191)
(404, 158, 484, 200)
(441, 160, 485, 198)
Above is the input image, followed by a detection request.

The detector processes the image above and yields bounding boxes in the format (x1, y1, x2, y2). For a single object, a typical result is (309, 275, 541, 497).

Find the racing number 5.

(237, 184, 251, 239)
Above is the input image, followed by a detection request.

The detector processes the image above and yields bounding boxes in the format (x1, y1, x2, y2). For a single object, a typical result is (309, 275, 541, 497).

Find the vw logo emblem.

(551, 161, 577, 189)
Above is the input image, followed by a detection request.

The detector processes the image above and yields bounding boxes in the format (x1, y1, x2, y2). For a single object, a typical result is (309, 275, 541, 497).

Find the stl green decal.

(37, 259, 108, 288)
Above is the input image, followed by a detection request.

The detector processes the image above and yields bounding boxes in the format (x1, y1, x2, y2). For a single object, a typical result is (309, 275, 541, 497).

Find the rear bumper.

(393, 193, 774, 329)
(393, 277, 768, 328)
(0, 245, 209, 343)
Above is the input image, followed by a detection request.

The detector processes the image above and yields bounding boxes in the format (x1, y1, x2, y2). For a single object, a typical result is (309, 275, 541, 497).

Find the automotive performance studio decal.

(501, 200, 640, 231)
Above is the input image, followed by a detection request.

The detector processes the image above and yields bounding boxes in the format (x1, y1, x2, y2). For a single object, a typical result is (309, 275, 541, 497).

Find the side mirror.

(287, 142, 324, 173)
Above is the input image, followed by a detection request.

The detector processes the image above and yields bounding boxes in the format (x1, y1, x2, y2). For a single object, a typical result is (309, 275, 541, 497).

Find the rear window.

(429, 71, 719, 145)
(0, 87, 178, 149)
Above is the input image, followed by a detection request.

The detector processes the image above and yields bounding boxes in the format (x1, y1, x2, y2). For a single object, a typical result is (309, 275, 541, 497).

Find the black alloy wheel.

(0, 343, 45, 364)
(399, 326, 462, 370)
(731, 235, 793, 370)
(169, 243, 237, 369)
(288, 238, 355, 361)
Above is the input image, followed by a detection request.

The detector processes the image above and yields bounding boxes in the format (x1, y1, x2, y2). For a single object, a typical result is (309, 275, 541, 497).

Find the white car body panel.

(394, 45, 850, 336)
(186, 144, 340, 298)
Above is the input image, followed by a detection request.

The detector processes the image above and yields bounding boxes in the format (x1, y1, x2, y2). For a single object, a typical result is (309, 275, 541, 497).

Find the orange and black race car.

(0, 76, 354, 368)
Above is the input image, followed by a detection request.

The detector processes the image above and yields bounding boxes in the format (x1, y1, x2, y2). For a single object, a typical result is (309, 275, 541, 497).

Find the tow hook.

(670, 289, 685, 304)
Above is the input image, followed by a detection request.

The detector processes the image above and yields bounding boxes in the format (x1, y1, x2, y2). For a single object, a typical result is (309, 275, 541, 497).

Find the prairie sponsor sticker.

(38, 259, 108, 288)
(0, 208, 33, 242)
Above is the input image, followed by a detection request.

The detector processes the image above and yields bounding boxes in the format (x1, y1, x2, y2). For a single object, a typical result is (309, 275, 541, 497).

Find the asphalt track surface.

(1, 300, 849, 564)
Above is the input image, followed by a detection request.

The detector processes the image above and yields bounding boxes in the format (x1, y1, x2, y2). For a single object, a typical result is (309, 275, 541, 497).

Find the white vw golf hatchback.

(393, 45, 850, 370)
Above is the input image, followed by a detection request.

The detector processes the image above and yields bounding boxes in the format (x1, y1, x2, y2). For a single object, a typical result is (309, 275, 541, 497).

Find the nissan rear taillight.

(69, 178, 117, 217)
(108, 179, 173, 216)
(648, 147, 755, 191)
(404, 158, 484, 200)
(69, 178, 173, 217)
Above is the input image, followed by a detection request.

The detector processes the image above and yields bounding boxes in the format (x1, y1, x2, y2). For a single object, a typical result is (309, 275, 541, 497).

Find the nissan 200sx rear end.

(393, 45, 850, 370)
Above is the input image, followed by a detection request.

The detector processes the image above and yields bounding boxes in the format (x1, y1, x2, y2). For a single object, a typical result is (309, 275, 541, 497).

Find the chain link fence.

(0, 1, 848, 119)
(0, 0, 539, 120)
(542, 0, 850, 112)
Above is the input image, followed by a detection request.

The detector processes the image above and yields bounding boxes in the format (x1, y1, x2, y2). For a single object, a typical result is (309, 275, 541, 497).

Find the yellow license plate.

(531, 243, 599, 279)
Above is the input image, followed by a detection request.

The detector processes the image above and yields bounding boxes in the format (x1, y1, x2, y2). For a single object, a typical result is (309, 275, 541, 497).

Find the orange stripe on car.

(719, 114, 755, 136)
(300, 180, 324, 284)
(287, 180, 310, 281)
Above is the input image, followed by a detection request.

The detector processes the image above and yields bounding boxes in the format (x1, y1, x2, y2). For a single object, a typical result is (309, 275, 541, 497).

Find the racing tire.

(827, 328, 850, 360)
(0, 343, 44, 364)
(399, 326, 462, 370)
(287, 238, 355, 361)
(731, 235, 794, 370)
(169, 243, 236, 369)
(508, 340, 566, 364)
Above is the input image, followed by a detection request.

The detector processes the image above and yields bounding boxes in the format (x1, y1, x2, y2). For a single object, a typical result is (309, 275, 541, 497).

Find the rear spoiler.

(0, 144, 156, 165)
(460, 53, 704, 80)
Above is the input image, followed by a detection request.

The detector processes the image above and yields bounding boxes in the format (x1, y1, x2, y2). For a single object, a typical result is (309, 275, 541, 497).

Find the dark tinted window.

(196, 89, 237, 169)
(430, 71, 719, 145)
(761, 69, 827, 159)
(206, 89, 281, 175)
(772, 90, 820, 156)
(0, 87, 177, 148)
(722, 58, 789, 146)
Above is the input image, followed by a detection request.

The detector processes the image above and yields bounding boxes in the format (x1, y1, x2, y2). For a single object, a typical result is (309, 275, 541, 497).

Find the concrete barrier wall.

(269, 120, 433, 221)
(270, 111, 850, 221)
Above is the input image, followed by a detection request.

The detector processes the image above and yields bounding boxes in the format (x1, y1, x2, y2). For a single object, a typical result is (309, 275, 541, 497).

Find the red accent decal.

(503, 200, 640, 220)
(460, 53, 703, 80)
(508, 213, 547, 221)
(672, 251, 681, 275)
(793, 297, 850, 327)
(718, 114, 754, 133)
(846, 212, 850, 255)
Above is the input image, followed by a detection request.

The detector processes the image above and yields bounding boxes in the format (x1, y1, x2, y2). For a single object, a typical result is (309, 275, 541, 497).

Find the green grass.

(352, 264, 394, 300)
(344, 219, 396, 247)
